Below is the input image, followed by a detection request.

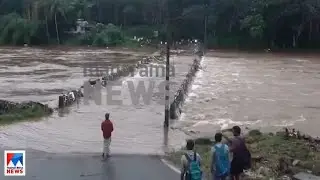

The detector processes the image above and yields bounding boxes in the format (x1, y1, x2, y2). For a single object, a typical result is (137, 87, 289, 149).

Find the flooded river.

(0, 47, 320, 155)
(176, 50, 320, 137)
(0, 47, 191, 154)
(0, 47, 156, 107)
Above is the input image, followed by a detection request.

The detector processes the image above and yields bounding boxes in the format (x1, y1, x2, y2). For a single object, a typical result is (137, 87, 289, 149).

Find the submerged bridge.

(0, 45, 202, 179)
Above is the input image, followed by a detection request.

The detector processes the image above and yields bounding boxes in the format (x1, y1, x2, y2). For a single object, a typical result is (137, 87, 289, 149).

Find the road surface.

(0, 149, 179, 180)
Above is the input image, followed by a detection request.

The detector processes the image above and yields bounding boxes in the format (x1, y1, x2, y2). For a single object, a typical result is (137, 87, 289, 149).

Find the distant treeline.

(0, 0, 320, 49)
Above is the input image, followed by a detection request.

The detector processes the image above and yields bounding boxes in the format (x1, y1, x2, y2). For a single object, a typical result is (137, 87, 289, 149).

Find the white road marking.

(160, 158, 180, 174)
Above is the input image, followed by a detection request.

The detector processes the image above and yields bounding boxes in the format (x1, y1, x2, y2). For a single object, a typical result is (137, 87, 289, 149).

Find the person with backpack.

(222, 126, 251, 180)
(211, 133, 230, 180)
(180, 139, 203, 180)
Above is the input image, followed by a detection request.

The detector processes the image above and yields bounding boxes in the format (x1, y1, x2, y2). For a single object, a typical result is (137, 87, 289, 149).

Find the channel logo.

(4, 150, 26, 176)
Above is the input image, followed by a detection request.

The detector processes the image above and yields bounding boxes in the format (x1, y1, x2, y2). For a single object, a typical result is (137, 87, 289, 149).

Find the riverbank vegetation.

(0, 0, 320, 49)
(166, 129, 320, 179)
(0, 100, 53, 124)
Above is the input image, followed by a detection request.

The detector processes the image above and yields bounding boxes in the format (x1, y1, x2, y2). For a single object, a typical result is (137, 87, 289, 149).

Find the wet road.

(176, 51, 320, 137)
(0, 149, 179, 180)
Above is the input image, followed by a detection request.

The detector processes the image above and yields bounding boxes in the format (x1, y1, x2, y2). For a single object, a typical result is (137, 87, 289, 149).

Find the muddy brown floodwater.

(175, 50, 320, 138)
(1, 47, 320, 155)
(0, 47, 155, 106)
(0, 47, 192, 154)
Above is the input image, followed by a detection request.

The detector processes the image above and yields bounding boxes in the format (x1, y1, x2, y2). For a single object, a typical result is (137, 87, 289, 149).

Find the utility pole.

(203, 0, 208, 54)
(164, 0, 170, 127)
(203, 15, 207, 54)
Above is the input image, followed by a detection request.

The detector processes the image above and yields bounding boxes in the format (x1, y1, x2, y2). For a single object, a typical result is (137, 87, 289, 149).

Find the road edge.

(160, 158, 180, 174)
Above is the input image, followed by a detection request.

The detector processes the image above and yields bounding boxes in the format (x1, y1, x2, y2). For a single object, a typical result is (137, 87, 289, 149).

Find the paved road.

(0, 150, 179, 180)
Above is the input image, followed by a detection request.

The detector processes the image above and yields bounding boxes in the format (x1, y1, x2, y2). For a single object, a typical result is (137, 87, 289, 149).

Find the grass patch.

(247, 131, 320, 177)
(166, 130, 320, 179)
(0, 102, 53, 125)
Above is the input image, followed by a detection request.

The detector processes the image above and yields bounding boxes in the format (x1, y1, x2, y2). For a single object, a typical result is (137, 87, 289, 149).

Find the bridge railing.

(170, 42, 204, 119)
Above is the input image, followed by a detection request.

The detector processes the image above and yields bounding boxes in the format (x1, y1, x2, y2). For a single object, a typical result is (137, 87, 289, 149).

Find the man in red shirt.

(101, 113, 114, 160)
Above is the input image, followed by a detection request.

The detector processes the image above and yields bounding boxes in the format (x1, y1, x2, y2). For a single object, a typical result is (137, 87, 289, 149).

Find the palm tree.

(72, 0, 94, 20)
(38, 0, 71, 44)
(122, 5, 135, 27)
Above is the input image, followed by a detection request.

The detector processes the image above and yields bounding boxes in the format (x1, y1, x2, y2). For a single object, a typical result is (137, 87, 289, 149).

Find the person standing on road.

(211, 133, 230, 180)
(180, 139, 203, 180)
(101, 113, 114, 160)
(222, 126, 251, 180)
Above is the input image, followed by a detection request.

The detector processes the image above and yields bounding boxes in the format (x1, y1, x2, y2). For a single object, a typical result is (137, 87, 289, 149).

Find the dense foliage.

(0, 0, 320, 48)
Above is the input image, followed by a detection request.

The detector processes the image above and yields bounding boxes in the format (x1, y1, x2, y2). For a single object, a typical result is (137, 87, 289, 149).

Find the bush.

(0, 13, 39, 45)
(0, 103, 53, 124)
(248, 129, 262, 136)
(89, 23, 124, 47)
(124, 25, 161, 38)
(194, 137, 213, 145)
(122, 37, 141, 48)
(65, 23, 154, 47)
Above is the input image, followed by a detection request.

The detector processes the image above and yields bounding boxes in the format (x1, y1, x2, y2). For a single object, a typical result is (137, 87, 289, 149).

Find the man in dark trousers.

(101, 113, 114, 160)
(222, 126, 251, 180)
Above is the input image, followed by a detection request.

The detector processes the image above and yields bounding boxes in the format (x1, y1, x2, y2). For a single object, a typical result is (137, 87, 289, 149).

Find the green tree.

(38, 0, 73, 44)
(0, 13, 38, 45)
